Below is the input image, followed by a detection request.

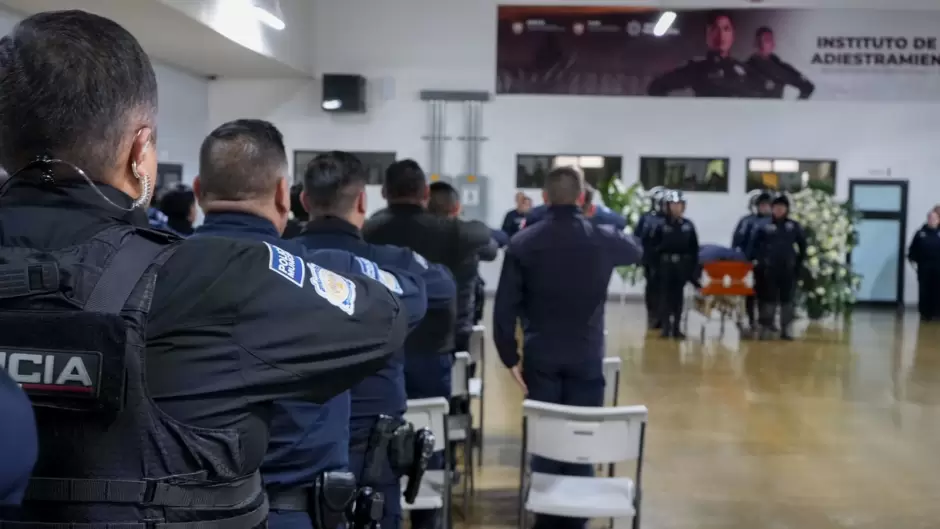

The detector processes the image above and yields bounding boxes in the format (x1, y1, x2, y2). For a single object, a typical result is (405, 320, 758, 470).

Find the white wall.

(208, 0, 940, 303)
(0, 6, 208, 185)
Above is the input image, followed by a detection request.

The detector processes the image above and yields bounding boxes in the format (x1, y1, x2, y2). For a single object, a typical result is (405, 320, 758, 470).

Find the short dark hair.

(198, 119, 287, 201)
(302, 151, 368, 216)
(428, 181, 459, 216)
(159, 185, 195, 222)
(705, 10, 734, 27)
(756, 26, 773, 39)
(544, 166, 584, 205)
(384, 159, 427, 201)
(0, 10, 158, 178)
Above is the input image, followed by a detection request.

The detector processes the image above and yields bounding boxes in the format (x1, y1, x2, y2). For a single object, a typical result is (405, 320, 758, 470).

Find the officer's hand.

(510, 365, 528, 395)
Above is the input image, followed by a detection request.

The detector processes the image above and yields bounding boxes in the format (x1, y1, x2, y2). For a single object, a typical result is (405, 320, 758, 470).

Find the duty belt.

(267, 472, 383, 529)
(1, 472, 268, 529)
(660, 253, 689, 263)
(360, 415, 435, 505)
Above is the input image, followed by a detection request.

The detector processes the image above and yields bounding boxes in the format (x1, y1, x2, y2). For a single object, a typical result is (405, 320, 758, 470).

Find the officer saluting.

(747, 193, 807, 340)
(636, 187, 667, 329)
(0, 11, 406, 528)
(732, 190, 772, 334)
(192, 125, 430, 529)
(493, 166, 642, 529)
(647, 10, 764, 98)
(647, 191, 699, 339)
(746, 27, 815, 99)
(294, 151, 458, 529)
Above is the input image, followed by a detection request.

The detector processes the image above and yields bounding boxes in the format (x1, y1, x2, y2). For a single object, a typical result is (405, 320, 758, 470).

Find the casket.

(699, 261, 755, 297)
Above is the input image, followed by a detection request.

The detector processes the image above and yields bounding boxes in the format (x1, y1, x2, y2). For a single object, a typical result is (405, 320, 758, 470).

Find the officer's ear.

(301, 190, 312, 214)
(356, 188, 367, 215)
(192, 176, 206, 209)
(274, 177, 290, 216)
(541, 190, 549, 206)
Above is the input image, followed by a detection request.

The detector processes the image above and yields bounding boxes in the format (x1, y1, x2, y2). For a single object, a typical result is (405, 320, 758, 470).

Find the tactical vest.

(0, 225, 268, 529)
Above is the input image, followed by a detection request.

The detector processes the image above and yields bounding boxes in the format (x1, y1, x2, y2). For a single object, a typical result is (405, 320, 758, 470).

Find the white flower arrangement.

(787, 188, 862, 319)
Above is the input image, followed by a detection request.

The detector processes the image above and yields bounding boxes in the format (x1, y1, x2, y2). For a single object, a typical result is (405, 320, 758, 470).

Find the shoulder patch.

(377, 269, 404, 294)
(307, 264, 357, 316)
(355, 256, 382, 281)
(264, 242, 305, 287)
(413, 252, 429, 269)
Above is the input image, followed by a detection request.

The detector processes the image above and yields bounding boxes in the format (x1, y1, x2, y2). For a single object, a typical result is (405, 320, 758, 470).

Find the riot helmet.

(771, 192, 790, 218)
(663, 189, 686, 216)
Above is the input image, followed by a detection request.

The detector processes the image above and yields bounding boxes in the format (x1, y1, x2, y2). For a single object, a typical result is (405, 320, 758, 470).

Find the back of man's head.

(0, 10, 158, 181)
(302, 151, 368, 220)
(197, 119, 287, 202)
(543, 166, 584, 206)
(384, 159, 428, 203)
(428, 181, 460, 217)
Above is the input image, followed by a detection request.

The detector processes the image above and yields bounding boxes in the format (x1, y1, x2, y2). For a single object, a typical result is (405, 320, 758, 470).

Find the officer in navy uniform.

(0, 369, 37, 505)
(647, 190, 700, 339)
(500, 191, 531, 238)
(907, 207, 940, 321)
(493, 166, 642, 529)
(523, 184, 626, 231)
(192, 124, 430, 529)
(293, 151, 458, 529)
(0, 12, 406, 528)
(747, 193, 807, 340)
(646, 10, 764, 98)
(746, 27, 815, 100)
(732, 190, 772, 334)
(635, 187, 667, 329)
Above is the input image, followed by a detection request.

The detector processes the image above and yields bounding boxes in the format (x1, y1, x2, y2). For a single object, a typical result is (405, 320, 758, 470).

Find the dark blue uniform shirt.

(909, 224, 940, 270)
(0, 369, 37, 505)
(493, 205, 643, 369)
(524, 204, 627, 231)
(193, 212, 428, 493)
(293, 216, 457, 434)
(500, 209, 526, 238)
(747, 216, 806, 268)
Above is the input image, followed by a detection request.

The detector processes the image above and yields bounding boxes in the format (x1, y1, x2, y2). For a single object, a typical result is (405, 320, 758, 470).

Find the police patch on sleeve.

(413, 252, 429, 269)
(377, 269, 404, 295)
(307, 263, 357, 316)
(355, 256, 382, 281)
(264, 242, 305, 287)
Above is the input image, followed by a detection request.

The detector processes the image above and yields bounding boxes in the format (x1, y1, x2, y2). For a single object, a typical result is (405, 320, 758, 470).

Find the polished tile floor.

(459, 302, 940, 529)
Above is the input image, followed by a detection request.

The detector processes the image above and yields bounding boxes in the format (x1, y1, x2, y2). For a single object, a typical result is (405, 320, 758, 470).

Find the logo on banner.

(308, 264, 357, 316)
(265, 242, 305, 287)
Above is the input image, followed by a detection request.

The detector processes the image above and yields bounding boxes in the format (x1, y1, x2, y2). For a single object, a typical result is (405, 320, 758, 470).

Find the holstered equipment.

(349, 487, 384, 529)
(361, 415, 436, 505)
(268, 471, 358, 529)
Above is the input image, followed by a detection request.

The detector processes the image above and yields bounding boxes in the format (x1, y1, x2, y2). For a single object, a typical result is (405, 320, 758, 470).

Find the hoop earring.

(131, 161, 151, 209)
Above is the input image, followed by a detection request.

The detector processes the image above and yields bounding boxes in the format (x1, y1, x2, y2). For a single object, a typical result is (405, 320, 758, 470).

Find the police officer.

(636, 187, 667, 329)
(500, 191, 531, 238)
(524, 184, 626, 230)
(747, 193, 807, 340)
(146, 191, 171, 231)
(159, 183, 197, 235)
(647, 190, 699, 339)
(907, 207, 940, 321)
(746, 27, 815, 99)
(732, 190, 773, 334)
(283, 182, 308, 239)
(0, 369, 37, 506)
(293, 151, 458, 529)
(192, 124, 429, 529)
(647, 10, 764, 98)
(493, 166, 642, 529)
(0, 11, 406, 528)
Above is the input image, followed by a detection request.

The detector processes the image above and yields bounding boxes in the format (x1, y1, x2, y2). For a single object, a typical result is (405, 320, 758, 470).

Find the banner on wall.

(496, 6, 940, 100)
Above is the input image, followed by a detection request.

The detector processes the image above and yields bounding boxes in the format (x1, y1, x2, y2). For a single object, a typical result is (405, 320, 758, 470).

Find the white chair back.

(405, 397, 450, 451)
(451, 351, 471, 398)
(469, 325, 486, 366)
(522, 400, 647, 465)
(602, 356, 622, 406)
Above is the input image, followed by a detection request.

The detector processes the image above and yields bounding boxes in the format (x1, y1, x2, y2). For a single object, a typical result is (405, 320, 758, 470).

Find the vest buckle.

(141, 479, 159, 505)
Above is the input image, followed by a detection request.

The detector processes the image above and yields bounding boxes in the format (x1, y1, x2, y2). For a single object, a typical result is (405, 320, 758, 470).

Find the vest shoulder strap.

(84, 230, 176, 314)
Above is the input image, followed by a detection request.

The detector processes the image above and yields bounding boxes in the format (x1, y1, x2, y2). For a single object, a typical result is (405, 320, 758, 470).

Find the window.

(156, 163, 183, 189)
(516, 154, 622, 189)
(293, 150, 396, 185)
(639, 157, 729, 192)
(745, 158, 837, 194)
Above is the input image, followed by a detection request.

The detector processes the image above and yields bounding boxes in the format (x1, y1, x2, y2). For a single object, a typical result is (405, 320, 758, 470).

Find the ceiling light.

(578, 156, 605, 169)
(652, 11, 676, 37)
(772, 159, 799, 172)
(553, 156, 579, 168)
(322, 99, 342, 111)
(252, 0, 285, 30)
(748, 159, 772, 172)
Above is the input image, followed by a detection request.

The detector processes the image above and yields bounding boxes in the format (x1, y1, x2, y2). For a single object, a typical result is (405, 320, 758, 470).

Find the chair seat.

(469, 378, 482, 398)
(401, 470, 445, 510)
(447, 414, 470, 441)
(525, 473, 636, 518)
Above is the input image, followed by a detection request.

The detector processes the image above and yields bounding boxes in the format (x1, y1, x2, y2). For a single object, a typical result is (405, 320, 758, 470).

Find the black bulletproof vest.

(0, 225, 268, 529)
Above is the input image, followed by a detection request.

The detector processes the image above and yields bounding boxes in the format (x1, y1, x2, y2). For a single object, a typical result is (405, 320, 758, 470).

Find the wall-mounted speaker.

(321, 74, 367, 113)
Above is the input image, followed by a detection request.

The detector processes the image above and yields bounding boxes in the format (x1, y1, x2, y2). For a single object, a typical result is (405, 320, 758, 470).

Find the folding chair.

(519, 401, 648, 529)
(449, 351, 474, 513)
(602, 356, 622, 407)
(402, 397, 452, 529)
(468, 324, 486, 466)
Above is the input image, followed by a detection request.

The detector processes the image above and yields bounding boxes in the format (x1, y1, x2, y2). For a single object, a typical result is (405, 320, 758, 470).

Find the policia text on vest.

(0, 351, 96, 393)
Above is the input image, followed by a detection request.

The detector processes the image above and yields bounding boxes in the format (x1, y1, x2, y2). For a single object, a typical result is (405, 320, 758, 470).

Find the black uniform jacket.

(0, 177, 407, 475)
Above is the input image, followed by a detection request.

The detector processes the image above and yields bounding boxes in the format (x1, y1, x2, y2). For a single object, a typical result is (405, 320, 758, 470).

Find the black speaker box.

(321, 74, 367, 113)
